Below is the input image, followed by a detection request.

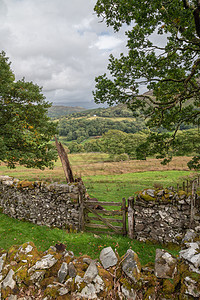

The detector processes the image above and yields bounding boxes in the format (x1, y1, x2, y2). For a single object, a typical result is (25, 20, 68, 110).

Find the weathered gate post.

(78, 184, 85, 232)
(122, 198, 127, 236)
(128, 196, 134, 239)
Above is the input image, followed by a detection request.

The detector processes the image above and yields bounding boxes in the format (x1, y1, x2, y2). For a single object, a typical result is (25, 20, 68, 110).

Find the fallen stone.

(83, 257, 93, 265)
(99, 247, 118, 269)
(58, 262, 68, 283)
(155, 249, 177, 279)
(184, 276, 200, 298)
(182, 229, 196, 243)
(7, 295, 17, 300)
(84, 261, 98, 283)
(30, 270, 46, 282)
(122, 249, 141, 282)
(146, 189, 155, 197)
(0, 253, 7, 273)
(2, 269, 16, 289)
(93, 275, 104, 293)
(59, 287, 69, 296)
(28, 254, 57, 273)
(121, 285, 136, 300)
(190, 253, 200, 268)
(68, 262, 77, 278)
(179, 248, 197, 262)
(80, 283, 97, 299)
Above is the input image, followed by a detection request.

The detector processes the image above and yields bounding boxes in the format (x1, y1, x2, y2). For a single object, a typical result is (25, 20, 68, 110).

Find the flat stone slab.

(122, 249, 141, 282)
(84, 261, 98, 283)
(99, 247, 118, 269)
(155, 249, 177, 279)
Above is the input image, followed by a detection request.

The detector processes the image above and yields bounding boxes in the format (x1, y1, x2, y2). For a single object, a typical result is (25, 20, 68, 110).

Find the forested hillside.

(48, 105, 86, 119)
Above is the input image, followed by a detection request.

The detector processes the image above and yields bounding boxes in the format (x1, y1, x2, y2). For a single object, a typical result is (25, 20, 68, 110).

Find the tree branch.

(193, 7, 200, 38)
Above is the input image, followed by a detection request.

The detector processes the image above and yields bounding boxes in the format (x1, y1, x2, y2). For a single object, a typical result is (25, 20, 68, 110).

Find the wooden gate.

(79, 197, 127, 236)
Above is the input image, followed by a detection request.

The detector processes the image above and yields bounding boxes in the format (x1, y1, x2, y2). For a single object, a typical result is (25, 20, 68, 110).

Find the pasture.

(0, 153, 196, 264)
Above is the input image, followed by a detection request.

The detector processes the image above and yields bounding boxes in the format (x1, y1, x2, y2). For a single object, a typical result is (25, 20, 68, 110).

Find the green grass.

(83, 170, 195, 202)
(0, 212, 179, 265)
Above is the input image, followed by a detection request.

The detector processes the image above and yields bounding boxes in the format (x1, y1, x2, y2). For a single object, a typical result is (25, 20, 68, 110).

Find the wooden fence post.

(183, 181, 185, 191)
(55, 136, 74, 183)
(122, 198, 127, 236)
(190, 180, 196, 228)
(78, 185, 85, 232)
(128, 197, 134, 239)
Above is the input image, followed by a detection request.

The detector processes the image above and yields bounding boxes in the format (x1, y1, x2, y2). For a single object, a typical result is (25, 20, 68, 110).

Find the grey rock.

(58, 262, 68, 283)
(100, 247, 118, 269)
(68, 262, 77, 278)
(80, 283, 97, 299)
(24, 244, 33, 254)
(182, 229, 196, 243)
(179, 248, 197, 262)
(84, 261, 98, 283)
(2, 269, 16, 289)
(30, 271, 46, 282)
(190, 253, 200, 268)
(83, 257, 93, 265)
(59, 287, 69, 296)
(8, 295, 17, 300)
(0, 253, 7, 273)
(155, 249, 177, 279)
(146, 189, 155, 197)
(28, 254, 57, 273)
(184, 242, 199, 250)
(122, 249, 141, 282)
(184, 276, 200, 298)
(93, 275, 104, 293)
(121, 285, 136, 300)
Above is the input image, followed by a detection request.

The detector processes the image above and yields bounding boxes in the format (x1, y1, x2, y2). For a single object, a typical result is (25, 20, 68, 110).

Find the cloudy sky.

(0, 0, 128, 108)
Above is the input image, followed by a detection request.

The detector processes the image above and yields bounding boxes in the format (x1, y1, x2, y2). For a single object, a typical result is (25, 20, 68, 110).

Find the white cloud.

(0, 0, 127, 106)
(94, 35, 123, 50)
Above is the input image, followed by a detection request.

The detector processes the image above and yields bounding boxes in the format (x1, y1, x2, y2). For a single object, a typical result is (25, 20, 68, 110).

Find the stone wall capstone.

(0, 175, 86, 230)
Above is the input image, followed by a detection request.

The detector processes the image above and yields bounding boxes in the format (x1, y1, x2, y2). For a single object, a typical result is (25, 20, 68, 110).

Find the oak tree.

(93, 0, 200, 168)
(0, 51, 57, 169)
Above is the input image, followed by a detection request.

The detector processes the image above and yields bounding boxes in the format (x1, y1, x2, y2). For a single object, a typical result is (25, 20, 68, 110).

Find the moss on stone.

(17, 180, 34, 189)
(44, 285, 59, 298)
(144, 286, 156, 299)
(98, 265, 114, 292)
(40, 276, 56, 288)
(163, 278, 176, 294)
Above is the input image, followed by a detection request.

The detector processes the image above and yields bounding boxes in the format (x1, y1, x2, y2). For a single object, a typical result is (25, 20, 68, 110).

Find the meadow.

(0, 153, 197, 265)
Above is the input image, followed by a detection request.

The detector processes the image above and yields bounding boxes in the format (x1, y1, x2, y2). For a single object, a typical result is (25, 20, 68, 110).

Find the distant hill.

(66, 104, 135, 119)
(48, 106, 86, 119)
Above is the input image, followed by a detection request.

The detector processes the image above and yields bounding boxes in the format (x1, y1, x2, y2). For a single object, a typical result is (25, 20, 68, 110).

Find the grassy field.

(0, 212, 179, 265)
(0, 153, 196, 264)
(0, 153, 196, 201)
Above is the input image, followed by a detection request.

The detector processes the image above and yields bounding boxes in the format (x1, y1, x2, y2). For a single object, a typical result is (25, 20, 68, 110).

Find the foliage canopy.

(0, 51, 57, 169)
(93, 0, 200, 168)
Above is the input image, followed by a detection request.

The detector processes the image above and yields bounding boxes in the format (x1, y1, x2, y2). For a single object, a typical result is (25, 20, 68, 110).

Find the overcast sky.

(0, 0, 128, 107)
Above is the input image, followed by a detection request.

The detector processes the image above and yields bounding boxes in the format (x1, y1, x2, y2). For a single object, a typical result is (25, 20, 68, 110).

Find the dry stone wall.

(0, 232, 200, 299)
(0, 176, 86, 230)
(134, 188, 200, 244)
